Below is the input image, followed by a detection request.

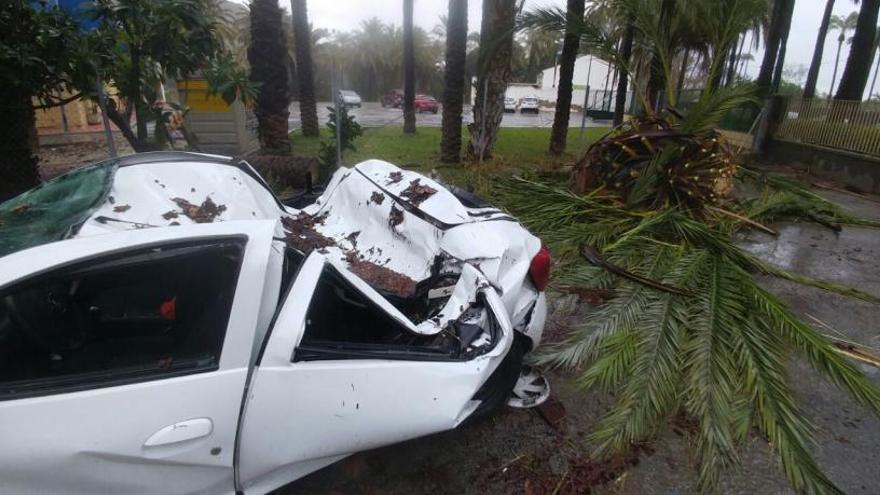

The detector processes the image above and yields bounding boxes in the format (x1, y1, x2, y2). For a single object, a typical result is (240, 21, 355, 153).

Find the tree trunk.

(0, 91, 41, 200)
(830, 34, 845, 97)
(403, 0, 416, 134)
(804, 0, 835, 99)
(441, 0, 468, 163)
(549, 0, 586, 155)
(835, 0, 880, 100)
(756, 0, 789, 97)
(248, 0, 291, 153)
(675, 47, 689, 104)
(468, 0, 515, 160)
(771, 6, 793, 93)
(724, 37, 739, 86)
(613, 22, 635, 126)
(869, 48, 880, 99)
(291, 0, 319, 137)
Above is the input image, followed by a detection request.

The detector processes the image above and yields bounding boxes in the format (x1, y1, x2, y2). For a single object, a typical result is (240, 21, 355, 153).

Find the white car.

(337, 89, 362, 108)
(519, 96, 540, 114)
(0, 152, 550, 494)
(504, 96, 518, 113)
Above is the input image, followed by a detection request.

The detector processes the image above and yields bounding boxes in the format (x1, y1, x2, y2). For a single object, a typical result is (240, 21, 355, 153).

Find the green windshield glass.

(0, 160, 118, 257)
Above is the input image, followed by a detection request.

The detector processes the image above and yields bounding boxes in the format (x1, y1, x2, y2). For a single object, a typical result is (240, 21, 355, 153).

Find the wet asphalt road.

(288, 102, 610, 130)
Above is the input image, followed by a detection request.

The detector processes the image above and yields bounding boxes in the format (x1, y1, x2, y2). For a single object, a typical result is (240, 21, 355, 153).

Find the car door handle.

(144, 418, 213, 447)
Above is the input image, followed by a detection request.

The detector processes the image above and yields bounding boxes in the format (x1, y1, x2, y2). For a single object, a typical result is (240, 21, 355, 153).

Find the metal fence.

(775, 97, 880, 157)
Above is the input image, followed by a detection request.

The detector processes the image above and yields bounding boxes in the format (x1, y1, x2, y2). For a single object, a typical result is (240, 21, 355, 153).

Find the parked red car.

(381, 89, 404, 108)
(414, 94, 440, 113)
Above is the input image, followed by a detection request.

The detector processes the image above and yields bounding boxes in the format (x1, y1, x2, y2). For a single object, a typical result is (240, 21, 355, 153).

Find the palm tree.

(248, 0, 291, 153)
(829, 12, 860, 97)
(614, 20, 635, 126)
(835, 0, 880, 100)
(549, 0, 586, 155)
(441, 0, 468, 163)
(290, 0, 319, 137)
(468, 0, 516, 160)
(403, 0, 416, 133)
(517, 2, 880, 493)
(803, 0, 837, 99)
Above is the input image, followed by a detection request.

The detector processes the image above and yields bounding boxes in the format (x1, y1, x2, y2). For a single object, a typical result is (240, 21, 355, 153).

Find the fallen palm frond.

(493, 174, 880, 494)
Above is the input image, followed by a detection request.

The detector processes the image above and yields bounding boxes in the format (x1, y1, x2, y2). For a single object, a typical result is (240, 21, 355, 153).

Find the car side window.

(0, 238, 245, 400)
(293, 265, 467, 362)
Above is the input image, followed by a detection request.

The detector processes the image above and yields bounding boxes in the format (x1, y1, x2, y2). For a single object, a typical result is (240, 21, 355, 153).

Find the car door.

(237, 253, 515, 494)
(0, 220, 280, 495)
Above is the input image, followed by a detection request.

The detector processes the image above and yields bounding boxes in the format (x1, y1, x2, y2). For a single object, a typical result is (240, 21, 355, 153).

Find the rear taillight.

(529, 245, 551, 291)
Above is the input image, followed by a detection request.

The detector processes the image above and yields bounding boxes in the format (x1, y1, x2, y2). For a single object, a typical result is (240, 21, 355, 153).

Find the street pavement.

(288, 101, 610, 131)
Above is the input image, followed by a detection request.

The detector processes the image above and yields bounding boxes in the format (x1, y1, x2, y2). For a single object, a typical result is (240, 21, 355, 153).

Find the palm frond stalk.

(493, 174, 880, 494)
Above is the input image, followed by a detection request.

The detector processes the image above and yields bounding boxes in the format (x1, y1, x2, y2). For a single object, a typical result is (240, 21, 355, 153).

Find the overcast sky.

(250, 0, 867, 97)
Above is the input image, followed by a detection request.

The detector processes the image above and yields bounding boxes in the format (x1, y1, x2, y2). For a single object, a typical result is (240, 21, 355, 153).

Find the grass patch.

(290, 126, 610, 192)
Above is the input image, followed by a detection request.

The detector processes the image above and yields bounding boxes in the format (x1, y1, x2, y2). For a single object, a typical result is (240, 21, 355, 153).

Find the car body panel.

(0, 220, 279, 495)
(238, 254, 514, 493)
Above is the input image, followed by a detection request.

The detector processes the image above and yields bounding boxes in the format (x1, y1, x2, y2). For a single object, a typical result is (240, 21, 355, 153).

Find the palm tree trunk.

(835, 0, 880, 100)
(613, 21, 635, 126)
(291, 0, 319, 137)
(549, 0, 586, 155)
(756, 0, 791, 97)
(869, 47, 880, 100)
(771, 6, 794, 93)
(0, 90, 41, 200)
(441, 0, 468, 163)
(830, 35, 845, 97)
(403, 0, 416, 134)
(724, 37, 739, 86)
(248, 0, 291, 153)
(468, 0, 515, 160)
(804, 0, 835, 99)
(675, 47, 689, 104)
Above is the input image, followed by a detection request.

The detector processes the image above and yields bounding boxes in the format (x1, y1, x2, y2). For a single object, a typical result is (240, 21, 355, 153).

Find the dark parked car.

(381, 89, 403, 108)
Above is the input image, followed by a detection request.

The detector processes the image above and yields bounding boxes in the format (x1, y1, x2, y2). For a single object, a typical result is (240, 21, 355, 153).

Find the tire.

(432, 108, 438, 114)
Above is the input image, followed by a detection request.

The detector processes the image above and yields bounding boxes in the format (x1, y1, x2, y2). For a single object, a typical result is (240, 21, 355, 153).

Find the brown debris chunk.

(162, 210, 179, 220)
(113, 204, 131, 213)
(400, 179, 437, 206)
(171, 196, 227, 223)
(344, 252, 417, 296)
(345, 231, 361, 248)
(388, 204, 404, 228)
(387, 171, 403, 185)
(370, 191, 386, 205)
(281, 212, 336, 252)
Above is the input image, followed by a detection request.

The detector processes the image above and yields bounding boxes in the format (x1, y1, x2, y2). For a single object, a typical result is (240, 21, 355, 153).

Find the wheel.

(432, 108, 438, 114)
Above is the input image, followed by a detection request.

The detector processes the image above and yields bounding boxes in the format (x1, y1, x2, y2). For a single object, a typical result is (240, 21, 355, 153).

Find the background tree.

(403, 0, 416, 134)
(468, 0, 516, 160)
(549, 0, 586, 155)
(828, 12, 859, 97)
(441, 0, 468, 163)
(803, 0, 837, 99)
(835, 0, 880, 100)
(91, 0, 222, 151)
(291, 0, 319, 137)
(614, 18, 635, 126)
(756, 0, 795, 97)
(0, 1, 101, 199)
(248, 0, 291, 153)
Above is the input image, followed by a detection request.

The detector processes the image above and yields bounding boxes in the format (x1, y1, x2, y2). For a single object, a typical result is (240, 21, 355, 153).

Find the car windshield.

(0, 160, 117, 257)
(341, 90, 357, 97)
